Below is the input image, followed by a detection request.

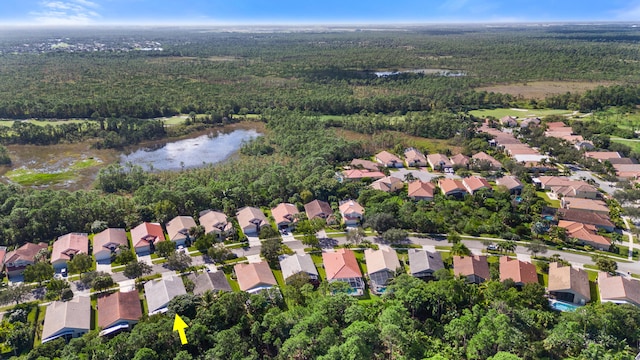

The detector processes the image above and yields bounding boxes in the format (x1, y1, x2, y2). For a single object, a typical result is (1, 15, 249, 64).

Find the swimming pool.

(549, 300, 580, 312)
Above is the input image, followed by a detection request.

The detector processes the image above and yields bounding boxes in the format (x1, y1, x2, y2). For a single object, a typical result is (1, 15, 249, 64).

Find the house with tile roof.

(408, 249, 444, 280)
(557, 209, 615, 232)
(550, 183, 600, 200)
(404, 148, 427, 167)
(192, 271, 232, 295)
(585, 151, 622, 162)
(548, 262, 590, 305)
(4, 242, 48, 278)
(131, 222, 165, 256)
(234, 261, 278, 294)
(598, 272, 640, 308)
(450, 153, 471, 168)
(322, 248, 364, 295)
(375, 151, 403, 168)
(462, 176, 492, 195)
(471, 152, 502, 170)
(271, 203, 300, 230)
(407, 180, 435, 201)
(236, 206, 269, 235)
(51, 233, 89, 271)
(438, 178, 467, 198)
(340, 169, 386, 181)
(370, 176, 404, 193)
(279, 253, 319, 283)
(144, 276, 187, 315)
(98, 290, 142, 337)
(558, 220, 611, 250)
(499, 257, 538, 286)
(453, 255, 490, 284)
(41, 296, 91, 343)
(561, 198, 610, 215)
(496, 175, 524, 195)
(304, 200, 333, 221)
(339, 200, 364, 225)
(500, 115, 518, 127)
(165, 215, 197, 247)
(365, 247, 401, 294)
(350, 159, 381, 171)
(427, 153, 453, 171)
(93, 228, 128, 263)
(199, 210, 234, 239)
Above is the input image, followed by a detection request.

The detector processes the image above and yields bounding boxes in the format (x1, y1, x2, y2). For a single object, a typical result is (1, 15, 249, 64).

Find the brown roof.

(598, 272, 640, 307)
(548, 262, 591, 302)
(199, 210, 232, 234)
(131, 222, 165, 248)
(5, 242, 48, 266)
(496, 175, 523, 190)
(450, 154, 470, 166)
(462, 176, 492, 193)
(585, 151, 622, 161)
(546, 121, 568, 129)
(427, 153, 452, 168)
(370, 176, 403, 192)
(304, 200, 333, 220)
(375, 151, 403, 165)
(323, 248, 362, 280)
(165, 216, 197, 241)
(557, 209, 614, 229)
(471, 152, 501, 169)
(404, 148, 427, 164)
(51, 233, 89, 264)
(271, 203, 300, 226)
(350, 159, 381, 171)
(499, 257, 538, 285)
(339, 200, 364, 217)
(438, 178, 467, 196)
(342, 169, 386, 180)
(537, 176, 593, 189)
(234, 261, 277, 291)
(93, 228, 128, 253)
(558, 220, 611, 247)
(97, 290, 142, 330)
(562, 198, 610, 214)
(453, 255, 490, 281)
(407, 180, 435, 199)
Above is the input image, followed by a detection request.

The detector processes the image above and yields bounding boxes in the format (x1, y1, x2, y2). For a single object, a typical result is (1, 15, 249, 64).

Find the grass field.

(611, 137, 640, 152)
(0, 119, 88, 127)
(476, 81, 614, 100)
(5, 157, 102, 186)
(469, 108, 576, 119)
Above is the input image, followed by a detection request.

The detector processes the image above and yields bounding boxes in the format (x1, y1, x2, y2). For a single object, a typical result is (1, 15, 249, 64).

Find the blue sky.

(0, 0, 639, 26)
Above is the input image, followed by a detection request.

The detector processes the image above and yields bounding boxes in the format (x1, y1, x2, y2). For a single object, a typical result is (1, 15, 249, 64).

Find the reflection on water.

(120, 129, 261, 171)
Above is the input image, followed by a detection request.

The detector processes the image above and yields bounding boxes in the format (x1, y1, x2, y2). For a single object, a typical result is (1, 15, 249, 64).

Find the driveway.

(390, 168, 460, 182)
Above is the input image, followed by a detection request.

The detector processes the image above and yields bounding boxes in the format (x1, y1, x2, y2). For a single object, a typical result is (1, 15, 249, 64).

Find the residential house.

(462, 176, 492, 195)
(199, 210, 233, 238)
(557, 209, 615, 232)
(499, 257, 538, 287)
(165, 215, 197, 247)
(340, 169, 386, 181)
(97, 290, 143, 336)
(404, 148, 427, 167)
(471, 152, 502, 170)
(598, 272, 640, 308)
(271, 203, 300, 230)
(304, 199, 333, 221)
(585, 151, 622, 162)
(93, 228, 128, 263)
(558, 220, 611, 250)
(612, 163, 640, 180)
(234, 261, 278, 294)
(496, 175, 524, 195)
(561, 198, 610, 215)
(575, 140, 595, 151)
(192, 271, 232, 295)
(375, 151, 403, 168)
(450, 153, 471, 168)
(438, 178, 467, 198)
(279, 253, 319, 284)
(365, 247, 401, 294)
(408, 249, 444, 280)
(41, 297, 91, 343)
(453, 255, 490, 284)
(520, 117, 541, 128)
(548, 262, 590, 305)
(407, 180, 436, 201)
(322, 248, 364, 296)
(144, 276, 187, 315)
(339, 200, 364, 225)
(236, 207, 269, 235)
(500, 115, 518, 127)
(51, 233, 89, 271)
(4, 242, 48, 278)
(427, 153, 453, 171)
(350, 159, 381, 171)
(0, 247, 5, 271)
(370, 176, 404, 192)
(131, 222, 165, 256)
(550, 183, 600, 200)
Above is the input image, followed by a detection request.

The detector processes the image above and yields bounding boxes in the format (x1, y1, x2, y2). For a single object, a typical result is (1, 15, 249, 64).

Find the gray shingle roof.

(144, 276, 187, 315)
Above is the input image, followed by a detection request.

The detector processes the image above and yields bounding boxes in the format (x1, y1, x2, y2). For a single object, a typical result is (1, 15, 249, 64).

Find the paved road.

(569, 170, 617, 195)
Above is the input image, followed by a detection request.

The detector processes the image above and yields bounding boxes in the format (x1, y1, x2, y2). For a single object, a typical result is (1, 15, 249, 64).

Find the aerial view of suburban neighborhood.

(1, 2, 640, 359)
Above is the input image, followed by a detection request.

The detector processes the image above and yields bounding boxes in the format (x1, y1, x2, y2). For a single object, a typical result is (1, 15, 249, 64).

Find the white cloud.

(30, 0, 101, 25)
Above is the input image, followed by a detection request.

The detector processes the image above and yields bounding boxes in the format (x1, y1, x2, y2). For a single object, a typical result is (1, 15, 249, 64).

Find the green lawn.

(0, 119, 88, 127)
(5, 158, 102, 186)
(536, 191, 561, 208)
(611, 137, 640, 153)
(469, 108, 574, 119)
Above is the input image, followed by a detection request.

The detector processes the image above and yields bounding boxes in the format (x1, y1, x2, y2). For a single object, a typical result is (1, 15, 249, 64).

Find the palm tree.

(451, 243, 472, 256)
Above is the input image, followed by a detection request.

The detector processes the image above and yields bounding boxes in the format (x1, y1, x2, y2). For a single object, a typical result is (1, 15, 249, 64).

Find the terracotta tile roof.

(438, 178, 467, 196)
(193, 272, 232, 295)
(561, 198, 610, 214)
(585, 151, 622, 161)
(404, 148, 427, 165)
(453, 255, 490, 281)
(548, 262, 590, 303)
(350, 159, 381, 171)
(450, 154, 471, 166)
(364, 247, 401, 275)
(598, 272, 640, 307)
(471, 152, 501, 169)
(546, 121, 568, 129)
(407, 180, 435, 199)
(131, 222, 165, 248)
(427, 153, 452, 168)
(496, 175, 523, 190)
(98, 290, 142, 330)
(51, 233, 89, 264)
(234, 261, 277, 292)
(537, 176, 593, 190)
(462, 176, 492, 194)
(271, 203, 300, 226)
(339, 200, 364, 218)
(558, 220, 611, 247)
(323, 248, 362, 280)
(370, 176, 403, 192)
(304, 200, 333, 220)
(500, 116, 518, 126)
(499, 257, 538, 284)
(199, 210, 232, 234)
(5, 242, 48, 266)
(93, 228, 128, 255)
(165, 216, 197, 241)
(375, 151, 403, 166)
(42, 297, 90, 342)
(557, 209, 614, 229)
(342, 169, 386, 180)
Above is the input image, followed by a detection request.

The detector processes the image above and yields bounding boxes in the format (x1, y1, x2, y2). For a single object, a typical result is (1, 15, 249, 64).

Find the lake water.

(120, 129, 261, 171)
(374, 69, 466, 77)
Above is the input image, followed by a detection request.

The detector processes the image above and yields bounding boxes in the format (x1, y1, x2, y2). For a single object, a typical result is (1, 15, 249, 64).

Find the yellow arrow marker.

(173, 314, 189, 345)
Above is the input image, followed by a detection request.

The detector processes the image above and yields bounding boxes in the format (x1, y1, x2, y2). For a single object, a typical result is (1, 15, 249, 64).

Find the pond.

(120, 129, 262, 171)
